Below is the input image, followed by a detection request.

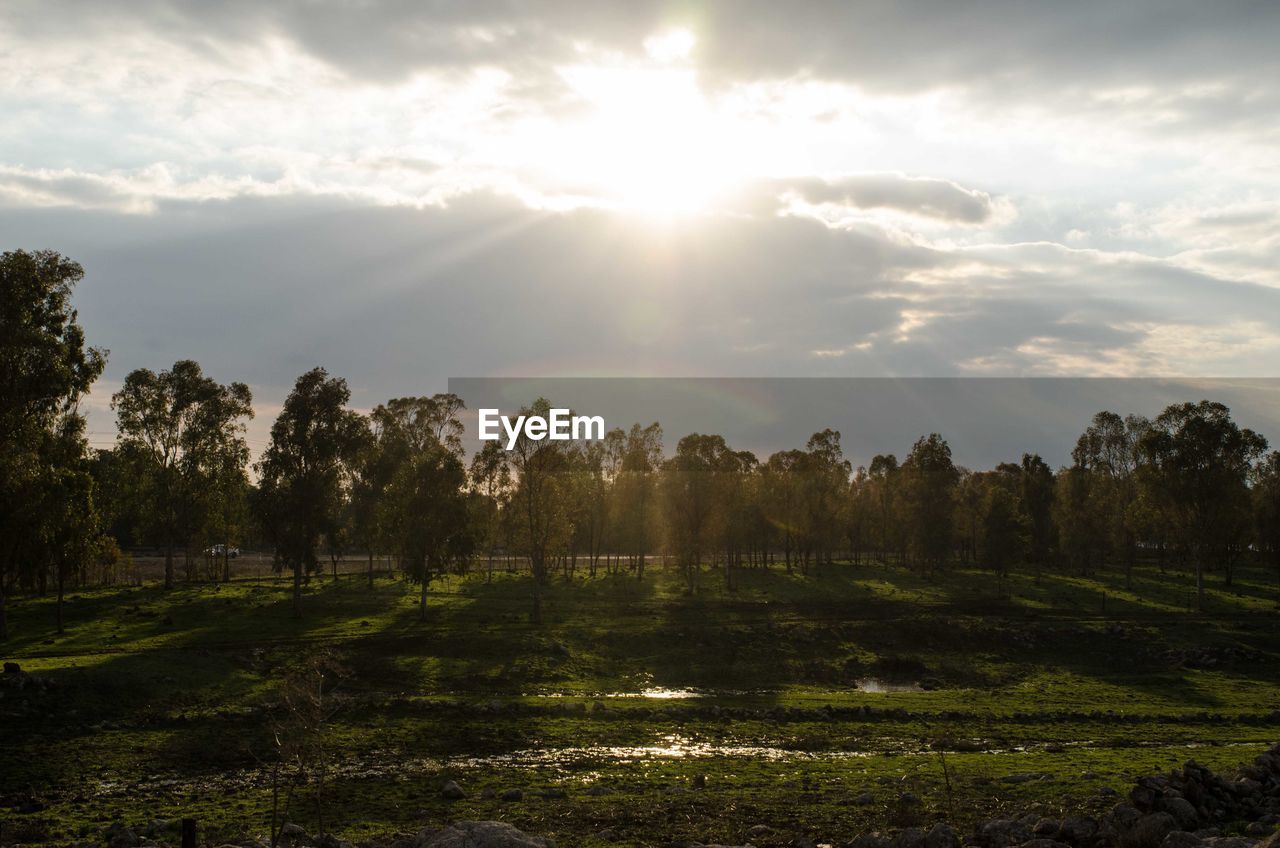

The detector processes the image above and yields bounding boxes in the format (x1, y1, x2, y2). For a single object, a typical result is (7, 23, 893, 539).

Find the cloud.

(774, 174, 1002, 226)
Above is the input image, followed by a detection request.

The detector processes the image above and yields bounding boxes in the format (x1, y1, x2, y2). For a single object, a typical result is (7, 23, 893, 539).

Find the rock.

(1034, 821, 1061, 838)
(106, 823, 140, 848)
(854, 792, 876, 806)
(481, 788, 496, 799)
(414, 821, 553, 848)
(1200, 840, 1256, 848)
(1243, 825, 1272, 838)
(314, 834, 352, 848)
(594, 830, 619, 842)
(499, 789, 524, 802)
(1059, 816, 1099, 845)
(539, 787, 567, 799)
(747, 826, 772, 839)
(849, 834, 891, 848)
(584, 785, 612, 796)
(981, 820, 1034, 848)
(3, 662, 19, 674)
(279, 823, 308, 844)
(892, 828, 926, 848)
(1124, 814, 1177, 848)
(1017, 841, 1069, 848)
(441, 780, 465, 800)
(1161, 799, 1200, 830)
(898, 791, 920, 805)
(1160, 832, 1200, 848)
(926, 823, 961, 848)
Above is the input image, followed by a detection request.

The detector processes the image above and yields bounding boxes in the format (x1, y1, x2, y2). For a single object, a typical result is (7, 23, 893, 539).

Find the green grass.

(2, 558, 1278, 846)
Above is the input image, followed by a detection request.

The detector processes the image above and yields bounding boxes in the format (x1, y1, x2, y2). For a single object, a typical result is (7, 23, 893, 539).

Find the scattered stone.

(3, 662, 20, 674)
(891, 827, 925, 848)
(1034, 820, 1061, 838)
(584, 785, 612, 796)
(1124, 813, 1176, 848)
(854, 791, 876, 806)
(499, 789, 524, 802)
(981, 819, 1034, 848)
(414, 821, 553, 848)
(539, 787, 567, 799)
(1059, 816, 1099, 845)
(1160, 832, 1201, 848)
(441, 780, 465, 800)
(925, 823, 961, 848)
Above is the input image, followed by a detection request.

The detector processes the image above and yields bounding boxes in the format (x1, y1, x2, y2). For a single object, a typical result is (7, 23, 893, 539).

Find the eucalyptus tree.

(1253, 451, 1280, 595)
(368, 393, 474, 613)
(257, 368, 368, 617)
(797, 429, 852, 569)
(866, 454, 899, 563)
(507, 398, 574, 623)
(0, 250, 105, 639)
(382, 442, 472, 620)
(761, 449, 803, 572)
(1138, 401, 1267, 610)
(661, 433, 744, 594)
(1070, 411, 1150, 586)
(113, 360, 253, 588)
(898, 434, 958, 573)
(611, 423, 663, 578)
(468, 441, 512, 581)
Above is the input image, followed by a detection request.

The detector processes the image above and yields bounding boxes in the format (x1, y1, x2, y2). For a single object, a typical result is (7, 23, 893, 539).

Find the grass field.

(2, 558, 1279, 846)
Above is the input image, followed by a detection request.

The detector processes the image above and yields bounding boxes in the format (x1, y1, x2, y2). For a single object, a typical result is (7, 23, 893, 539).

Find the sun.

(535, 30, 747, 217)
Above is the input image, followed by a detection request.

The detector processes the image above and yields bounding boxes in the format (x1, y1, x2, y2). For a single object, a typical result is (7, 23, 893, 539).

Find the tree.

(613, 423, 663, 579)
(469, 441, 512, 582)
(382, 444, 472, 620)
(980, 482, 1030, 578)
(1138, 401, 1267, 611)
(1253, 452, 1280, 596)
(507, 398, 574, 623)
(257, 368, 368, 617)
(0, 250, 105, 639)
(1071, 411, 1149, 586)
(899, 434, 958, 573)
(112, 360, 253, 588)
(662, 434, 742, 594)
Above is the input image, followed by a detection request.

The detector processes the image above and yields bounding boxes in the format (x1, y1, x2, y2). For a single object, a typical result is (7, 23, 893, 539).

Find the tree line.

(3, 250, 1280, 637)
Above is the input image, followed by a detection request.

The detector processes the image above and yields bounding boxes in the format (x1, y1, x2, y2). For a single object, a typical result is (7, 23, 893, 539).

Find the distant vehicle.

(205, 544, 240, 558)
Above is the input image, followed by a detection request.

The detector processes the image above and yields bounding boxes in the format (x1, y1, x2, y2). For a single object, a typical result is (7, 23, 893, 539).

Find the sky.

(4, 1, 1280, 454)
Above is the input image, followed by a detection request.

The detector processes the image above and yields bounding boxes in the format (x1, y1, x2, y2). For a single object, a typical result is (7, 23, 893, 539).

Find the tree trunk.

(56, 564, 65, 635)
(531, 564, 542, 625)
(164, 538, 175, 589)
(292, 560, 302, 618)
(367, 551, 374, 588)
(419, 577, 428, 621)
(1195, 560, 1205, 612)
(0, 578, 7, 641)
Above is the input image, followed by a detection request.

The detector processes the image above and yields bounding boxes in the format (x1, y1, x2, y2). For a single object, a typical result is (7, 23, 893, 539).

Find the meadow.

(2, 557, 1279, 847)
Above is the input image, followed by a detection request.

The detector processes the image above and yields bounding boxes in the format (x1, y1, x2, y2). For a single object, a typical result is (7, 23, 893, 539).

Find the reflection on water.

(854, 678, 922, 693)
(454, 734, 868, 767)
(608, 687, 705, 699)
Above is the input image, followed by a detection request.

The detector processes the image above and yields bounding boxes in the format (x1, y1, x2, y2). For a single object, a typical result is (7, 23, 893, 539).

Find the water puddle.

(854, 679, 923, 693)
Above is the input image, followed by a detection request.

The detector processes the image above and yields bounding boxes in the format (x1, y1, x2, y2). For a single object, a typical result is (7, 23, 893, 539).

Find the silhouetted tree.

(0, 250, 105, 639)
(257, 368, 368, 617)
(112, 360, 253, 588)
(1138, 401, 1267, 610)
